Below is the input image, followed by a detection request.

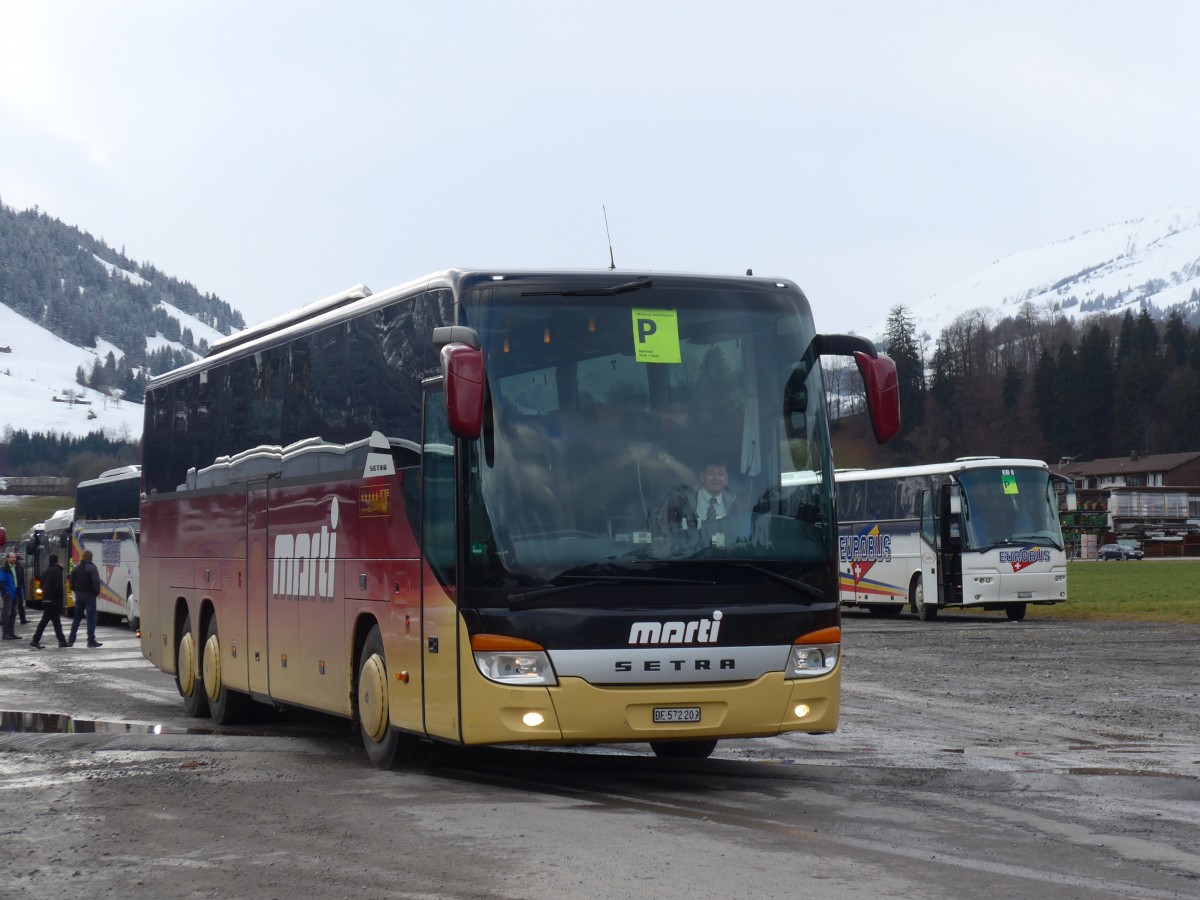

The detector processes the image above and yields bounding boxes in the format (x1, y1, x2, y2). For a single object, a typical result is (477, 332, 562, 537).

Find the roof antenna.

(603, 205, 616, 270)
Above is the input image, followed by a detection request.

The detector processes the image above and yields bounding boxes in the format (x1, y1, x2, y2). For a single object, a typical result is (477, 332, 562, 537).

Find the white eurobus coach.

(834, 457, 1072, 622)
(72, 465, 142, 627)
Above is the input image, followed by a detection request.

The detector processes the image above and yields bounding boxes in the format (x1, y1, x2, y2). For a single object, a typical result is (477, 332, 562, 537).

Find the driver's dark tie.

(707, 497, 718, 520)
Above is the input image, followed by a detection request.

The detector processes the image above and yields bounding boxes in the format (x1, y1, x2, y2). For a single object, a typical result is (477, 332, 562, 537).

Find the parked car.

(1098, 543, 1142, 561)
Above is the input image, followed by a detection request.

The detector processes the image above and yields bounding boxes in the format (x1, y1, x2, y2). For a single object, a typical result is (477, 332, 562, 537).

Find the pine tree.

(1164, 310, 1188, 365)
(883, 305, 925, 433)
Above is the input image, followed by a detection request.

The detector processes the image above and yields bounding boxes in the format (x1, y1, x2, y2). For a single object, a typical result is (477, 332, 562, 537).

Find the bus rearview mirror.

(853, 351, 900, 444)
(442, 343, 485, 440)
(812, 334, 900, 445)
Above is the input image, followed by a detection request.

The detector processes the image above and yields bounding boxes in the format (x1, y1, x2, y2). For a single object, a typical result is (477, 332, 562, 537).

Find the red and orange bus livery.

(139, 269, 898, 765)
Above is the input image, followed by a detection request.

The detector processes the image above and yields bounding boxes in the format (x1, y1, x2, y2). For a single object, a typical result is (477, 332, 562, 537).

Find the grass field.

(0, 495, 74, 544)
(1029, 559, 1200, 624)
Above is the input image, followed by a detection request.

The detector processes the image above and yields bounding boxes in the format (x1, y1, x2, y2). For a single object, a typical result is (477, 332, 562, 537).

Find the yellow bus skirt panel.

(457, 662, 839, 747)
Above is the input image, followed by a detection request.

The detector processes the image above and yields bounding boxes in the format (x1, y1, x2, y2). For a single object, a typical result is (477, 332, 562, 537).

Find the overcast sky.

(2, 1, 1198, 335)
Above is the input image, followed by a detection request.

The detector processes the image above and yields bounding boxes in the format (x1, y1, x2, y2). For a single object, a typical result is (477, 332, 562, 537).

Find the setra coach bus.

(835, 457, 1071, 622)
(139, 269, 899, 765)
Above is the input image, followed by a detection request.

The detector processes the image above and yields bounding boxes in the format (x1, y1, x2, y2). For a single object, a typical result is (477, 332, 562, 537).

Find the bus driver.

(649, 460, 750, 553)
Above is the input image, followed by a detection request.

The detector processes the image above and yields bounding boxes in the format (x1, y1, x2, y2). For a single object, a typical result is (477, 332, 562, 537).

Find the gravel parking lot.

(0, 612, 1197, 899)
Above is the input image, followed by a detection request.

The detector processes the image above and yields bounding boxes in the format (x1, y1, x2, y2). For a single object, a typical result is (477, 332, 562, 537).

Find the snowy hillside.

(0, 286, 226, 441)
(865, 207, 1200, 343)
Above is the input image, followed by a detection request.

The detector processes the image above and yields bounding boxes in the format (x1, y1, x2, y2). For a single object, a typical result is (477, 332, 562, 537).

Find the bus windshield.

(461, 279, 835, 593)
(958, 466, 1064, 552)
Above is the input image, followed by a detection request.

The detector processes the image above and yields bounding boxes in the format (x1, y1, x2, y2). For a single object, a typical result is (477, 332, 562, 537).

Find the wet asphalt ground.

(0, 611, 1197, 899)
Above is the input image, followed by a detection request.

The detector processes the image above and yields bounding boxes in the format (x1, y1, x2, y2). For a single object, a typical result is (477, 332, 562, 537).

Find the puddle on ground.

(1, 710, 215, 736)
(1067, 766, 1195, 779)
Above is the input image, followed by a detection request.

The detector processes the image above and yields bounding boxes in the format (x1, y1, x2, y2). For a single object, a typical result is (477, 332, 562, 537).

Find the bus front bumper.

(458, 669, 840, 747)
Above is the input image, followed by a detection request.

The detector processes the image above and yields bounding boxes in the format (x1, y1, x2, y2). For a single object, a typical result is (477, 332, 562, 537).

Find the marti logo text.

(628, 611, 723, 645)
(272, 498, 339, 600)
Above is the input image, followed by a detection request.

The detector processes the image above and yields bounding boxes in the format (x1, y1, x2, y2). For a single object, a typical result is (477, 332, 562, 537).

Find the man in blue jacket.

(0, 552, 18, 639)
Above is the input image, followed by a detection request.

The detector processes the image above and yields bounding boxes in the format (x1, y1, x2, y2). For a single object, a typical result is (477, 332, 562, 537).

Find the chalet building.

(1054, 451, 1200, 557)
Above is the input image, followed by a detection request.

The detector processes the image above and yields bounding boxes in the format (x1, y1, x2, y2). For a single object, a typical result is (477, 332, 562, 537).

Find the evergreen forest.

(0, 200, 244, 385)
(828, 303, 1200, 468)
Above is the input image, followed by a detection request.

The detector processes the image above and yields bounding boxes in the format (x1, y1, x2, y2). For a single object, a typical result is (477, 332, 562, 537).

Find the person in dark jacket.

(30, 554, 69, 649)
(12, 552, 28, 624)
(66, 549, 103, 648)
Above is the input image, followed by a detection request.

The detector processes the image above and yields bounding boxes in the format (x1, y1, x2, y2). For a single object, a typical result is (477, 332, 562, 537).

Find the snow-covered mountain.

(865, 207, 1200, 344)
(0, 259, 227, 441)
(6, 208, 1200, 442)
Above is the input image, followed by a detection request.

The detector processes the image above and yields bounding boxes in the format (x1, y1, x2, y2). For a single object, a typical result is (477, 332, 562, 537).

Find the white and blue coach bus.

(834, 458, 1071, 622)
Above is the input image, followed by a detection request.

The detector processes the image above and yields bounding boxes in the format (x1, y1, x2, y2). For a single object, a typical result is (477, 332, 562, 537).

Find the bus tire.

(1005, 603, 1027, 622)
(176, 612, 210, 718)
(650, 739, 718, 759)
(203, 616, 252, 725)
(913, 577, 938, 621)
(357, 625, 402, 769)
(127, 585, 139, 631)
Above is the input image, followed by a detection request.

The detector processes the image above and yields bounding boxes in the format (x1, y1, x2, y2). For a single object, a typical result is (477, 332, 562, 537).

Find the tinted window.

(144, 288, 455, 495)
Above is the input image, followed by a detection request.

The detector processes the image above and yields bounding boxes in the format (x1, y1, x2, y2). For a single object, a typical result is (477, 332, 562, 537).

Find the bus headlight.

(788, 626, 840, 679)
(471, 634, 558, 686)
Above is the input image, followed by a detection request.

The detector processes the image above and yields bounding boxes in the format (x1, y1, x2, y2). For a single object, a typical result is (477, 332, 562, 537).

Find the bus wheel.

(358, 625, 402, 769)
(176, 613, 210, 718)
(867, 605, 902, 618)
(1005, 603, 1027, 622)
(913, 577, 938, 621)
(203, 617, 251, 725)
(650, 740, 718, 759)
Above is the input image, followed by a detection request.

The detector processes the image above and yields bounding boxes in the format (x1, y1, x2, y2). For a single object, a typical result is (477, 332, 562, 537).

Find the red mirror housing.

(441, 343, 485, 439)
(854, 350, 900, 444)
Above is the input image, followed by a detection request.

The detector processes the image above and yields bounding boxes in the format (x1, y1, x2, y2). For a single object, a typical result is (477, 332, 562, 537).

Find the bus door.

(937, 483, 963, 606)
(918, 489, 938, 605)
(419, 382, 461, 741)
(245, 479, 275, 699)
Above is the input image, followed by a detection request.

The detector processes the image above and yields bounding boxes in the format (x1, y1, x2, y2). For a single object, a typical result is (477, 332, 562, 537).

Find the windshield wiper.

(1010, 533, 1065, 550)
(508, 573, 712, 608)
(726, 562, 825, 600)
(521, 276, 653, 297)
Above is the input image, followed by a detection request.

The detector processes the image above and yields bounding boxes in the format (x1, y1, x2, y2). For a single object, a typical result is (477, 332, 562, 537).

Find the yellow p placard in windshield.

(1001, 470, 1019, 495)
(632, 309, 681, 363)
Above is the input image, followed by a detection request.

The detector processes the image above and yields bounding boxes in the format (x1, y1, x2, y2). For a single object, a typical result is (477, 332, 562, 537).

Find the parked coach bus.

(139, 269, 899, 766)
(835, 457, 1071, 622)
(73, 465, 142, 627)
(21, 522, 47, 606)
(38, 508, 75, 611)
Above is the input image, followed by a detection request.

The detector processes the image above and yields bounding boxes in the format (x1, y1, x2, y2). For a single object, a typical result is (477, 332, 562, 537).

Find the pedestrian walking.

(11, 551, 28, 624)
(30, 553, 69, 649)
(66, 549, 103, 648)
(0, 552, 17, 639)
